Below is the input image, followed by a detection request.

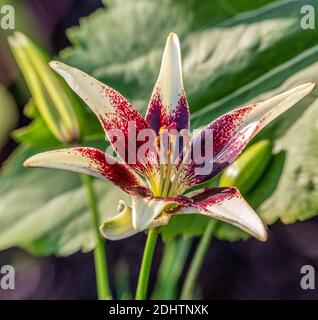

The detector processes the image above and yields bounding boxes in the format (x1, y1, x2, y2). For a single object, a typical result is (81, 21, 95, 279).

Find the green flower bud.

(8, 32, 81, 144)
(219, 140, 273, 194)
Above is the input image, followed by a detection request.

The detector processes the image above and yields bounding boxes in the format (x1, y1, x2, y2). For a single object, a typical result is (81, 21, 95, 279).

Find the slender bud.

(8, 32, 81, 144)
(219, 140, 273, 195)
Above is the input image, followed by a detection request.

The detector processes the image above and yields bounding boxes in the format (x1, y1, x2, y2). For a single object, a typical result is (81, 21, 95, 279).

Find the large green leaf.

(260, 97, 318, 224)
(62, 0, 318, 114)
(63, 0, 276, 72)
(0, 146, 129, 256)
(172, 0, 277, 29)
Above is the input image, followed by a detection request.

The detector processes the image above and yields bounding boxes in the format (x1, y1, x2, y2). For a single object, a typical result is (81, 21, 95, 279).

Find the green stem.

(81, 174, 112, 300)
(135, 228, 159, 300)
(180, 220, 217, 300)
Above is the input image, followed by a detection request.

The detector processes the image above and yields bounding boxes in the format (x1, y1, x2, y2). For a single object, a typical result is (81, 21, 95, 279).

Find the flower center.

(147, 127, 191, 197)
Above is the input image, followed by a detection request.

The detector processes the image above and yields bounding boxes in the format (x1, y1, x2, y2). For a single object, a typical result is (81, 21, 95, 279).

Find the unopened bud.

(8, 32, 81, 144)
(219, 140, 273, 195)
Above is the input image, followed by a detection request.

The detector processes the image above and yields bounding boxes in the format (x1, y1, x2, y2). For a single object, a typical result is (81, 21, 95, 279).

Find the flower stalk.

(180, 220, 217, 300)
(135, 228, 159, 300)
(81, 175, 112, 300)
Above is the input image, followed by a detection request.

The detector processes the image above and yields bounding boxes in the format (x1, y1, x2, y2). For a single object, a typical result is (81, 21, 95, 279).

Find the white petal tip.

(255, 227, 268, 242)
(247, 214, 268, 241)
(23, 152, 50, 168)
(23, 160, 30, 168)
(49, 60, 58, 67)
(166, 32, 180, 49)
(49, 61, 64, 73)
(167, 32, 179, 41)
(296, 82, 316, 94)
(23, 157, 35, 168)
(99, 224, 114, 241)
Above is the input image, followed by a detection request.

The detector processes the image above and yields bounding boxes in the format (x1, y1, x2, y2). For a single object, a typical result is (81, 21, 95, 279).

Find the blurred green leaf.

(0, 146, 129, 256)
(172, 0, 277, 29)
(114, 260, 132, 300)
(64, 0, 276, 73)
(152, 237, 191, 299)
(63, 0, 318, 114)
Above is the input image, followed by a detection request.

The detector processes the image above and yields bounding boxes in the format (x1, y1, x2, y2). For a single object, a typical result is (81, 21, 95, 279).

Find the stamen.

(147, 173, 160, 196)
(149, 126, 190, 197)
(157, 133, 165, 195)
(168, 131, 191, 196)
(161, 148, 172, 197)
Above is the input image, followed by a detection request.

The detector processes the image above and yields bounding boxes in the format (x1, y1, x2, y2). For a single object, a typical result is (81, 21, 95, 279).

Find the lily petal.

(24, 147, 150, 197)
(184, 83, 315, 187)
(100, 198, 176, 240)
(176, 187, 268, 241)
(49, 61, 151, 173)
(100, 200, 138, 240)
(146, 33, 190, 133)
(131, 196, 176, 231)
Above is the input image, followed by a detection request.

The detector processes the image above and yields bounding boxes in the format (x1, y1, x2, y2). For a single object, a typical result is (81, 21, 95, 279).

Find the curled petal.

(100, 200, 138, 240)
(176, 187, 268, 241)
(146, 33, 190, 132)
(100, 198, 179, 240)
(49, 61, 151, 173)
(131, 196, 179, 231)
(24, 147, 150, 197)
(184, 83, 315, 187)
(148, 214, 171, 228)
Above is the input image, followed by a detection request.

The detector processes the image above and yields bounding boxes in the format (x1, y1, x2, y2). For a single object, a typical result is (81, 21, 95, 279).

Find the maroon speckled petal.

(24, 147, 151, 198)
(183, 83, 315, 188)
(175, 187, 268, 241)
(146, 33, 190, 133)
(50, 61, 152, 175)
